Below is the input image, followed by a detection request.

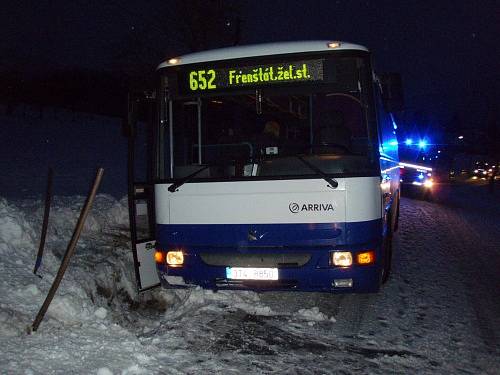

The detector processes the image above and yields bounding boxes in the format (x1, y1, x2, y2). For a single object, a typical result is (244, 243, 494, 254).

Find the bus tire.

(393, 195, 400, 233)
(381, 230, 393, 284)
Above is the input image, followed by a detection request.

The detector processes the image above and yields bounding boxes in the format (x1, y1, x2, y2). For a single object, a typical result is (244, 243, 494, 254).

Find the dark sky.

(2, 0, 499, 125)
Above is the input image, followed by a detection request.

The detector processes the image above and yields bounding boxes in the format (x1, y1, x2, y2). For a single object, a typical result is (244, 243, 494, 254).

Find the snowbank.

(0, 195, 136, 332)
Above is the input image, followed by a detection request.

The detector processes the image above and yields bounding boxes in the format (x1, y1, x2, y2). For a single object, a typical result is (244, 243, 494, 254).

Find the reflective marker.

(357, 251, 375, 265)
(333, 279, 353, 288)
(154, 251, 165, 264)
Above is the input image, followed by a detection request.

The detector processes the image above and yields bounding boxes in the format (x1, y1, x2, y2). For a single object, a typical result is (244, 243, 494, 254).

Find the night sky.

(3, 0, 498, 125)
(1, 0, 498, 198)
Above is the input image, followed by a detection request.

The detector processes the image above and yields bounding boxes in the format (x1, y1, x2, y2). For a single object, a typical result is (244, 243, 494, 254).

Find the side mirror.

(379, 73, 404, 112)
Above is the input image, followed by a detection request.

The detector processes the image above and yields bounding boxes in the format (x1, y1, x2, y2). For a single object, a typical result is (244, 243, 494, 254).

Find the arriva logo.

(289, 202, 335, 213)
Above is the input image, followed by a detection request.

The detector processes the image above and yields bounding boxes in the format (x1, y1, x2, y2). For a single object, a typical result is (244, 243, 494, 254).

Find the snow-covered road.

(1, 183, 499, 374)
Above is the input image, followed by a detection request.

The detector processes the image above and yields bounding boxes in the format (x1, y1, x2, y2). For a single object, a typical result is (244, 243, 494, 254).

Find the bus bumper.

(156, 245, 383, 294)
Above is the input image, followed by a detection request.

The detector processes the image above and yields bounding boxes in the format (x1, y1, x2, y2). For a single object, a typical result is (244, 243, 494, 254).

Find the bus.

(126, 40, 402, 293)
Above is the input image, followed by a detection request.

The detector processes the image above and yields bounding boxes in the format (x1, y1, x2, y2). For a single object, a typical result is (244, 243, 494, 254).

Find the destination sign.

(180, 59, 324, 94)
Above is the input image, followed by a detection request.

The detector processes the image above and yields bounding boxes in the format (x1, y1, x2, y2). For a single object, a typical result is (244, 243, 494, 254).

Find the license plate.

(226, 267, 278, 281)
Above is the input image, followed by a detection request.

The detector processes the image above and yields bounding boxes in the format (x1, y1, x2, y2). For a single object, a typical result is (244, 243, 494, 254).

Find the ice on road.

(0, 184, 498, 374)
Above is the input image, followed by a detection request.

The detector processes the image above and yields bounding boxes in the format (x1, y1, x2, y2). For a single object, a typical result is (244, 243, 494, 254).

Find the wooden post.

(31, 168, 104, 332)
(34, 167, 54, 275)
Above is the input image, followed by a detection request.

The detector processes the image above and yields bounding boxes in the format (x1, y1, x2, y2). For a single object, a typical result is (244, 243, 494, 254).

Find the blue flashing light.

(418, 140, 427, 149)
(418, 173, 424, 180)
(388, 140, 398, 146)
(405, 138, 413, 146)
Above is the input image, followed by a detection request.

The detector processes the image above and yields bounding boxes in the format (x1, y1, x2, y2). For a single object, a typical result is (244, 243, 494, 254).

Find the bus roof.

(157, 40, 368, 70)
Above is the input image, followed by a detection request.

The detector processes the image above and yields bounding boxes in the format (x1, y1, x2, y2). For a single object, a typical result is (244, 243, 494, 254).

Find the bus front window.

(169, 90, 377, 181)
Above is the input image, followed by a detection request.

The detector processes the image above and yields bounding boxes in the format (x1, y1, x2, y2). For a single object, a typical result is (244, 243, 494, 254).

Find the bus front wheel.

(393, 194, 400, 232)
(381, 231, 393, 284)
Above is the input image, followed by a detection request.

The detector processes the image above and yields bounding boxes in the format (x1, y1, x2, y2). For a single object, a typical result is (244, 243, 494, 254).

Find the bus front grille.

(200, 252, 311, 268)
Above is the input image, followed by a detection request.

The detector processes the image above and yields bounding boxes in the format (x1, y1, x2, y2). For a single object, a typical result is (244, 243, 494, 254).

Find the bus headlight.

(331, 251, 353, 267)
(166, 250, 184, 266)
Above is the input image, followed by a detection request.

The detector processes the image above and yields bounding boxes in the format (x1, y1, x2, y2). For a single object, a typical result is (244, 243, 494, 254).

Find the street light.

(458, 135, 464, 140)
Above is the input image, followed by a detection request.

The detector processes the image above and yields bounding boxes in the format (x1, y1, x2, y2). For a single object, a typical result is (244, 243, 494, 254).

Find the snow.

(0, 183, 499, 374)
(94, 307, 108, 320)
(296, 307, 332, 322)
(97, 368, 114, 375)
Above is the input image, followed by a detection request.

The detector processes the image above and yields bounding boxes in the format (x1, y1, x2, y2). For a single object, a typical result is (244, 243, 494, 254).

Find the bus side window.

(375, 83, 396, 156)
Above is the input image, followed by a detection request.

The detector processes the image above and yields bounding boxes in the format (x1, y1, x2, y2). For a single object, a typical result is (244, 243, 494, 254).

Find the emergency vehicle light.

(399, 162, 432, 172)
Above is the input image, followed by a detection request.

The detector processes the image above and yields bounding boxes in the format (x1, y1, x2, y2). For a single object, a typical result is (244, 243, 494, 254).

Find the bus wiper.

(168, 165, 210, 192)
(294, 155, 338, 189)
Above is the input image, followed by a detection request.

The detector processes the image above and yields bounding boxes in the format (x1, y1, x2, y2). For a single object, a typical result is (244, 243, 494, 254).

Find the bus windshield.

(163, 55, 378, 181)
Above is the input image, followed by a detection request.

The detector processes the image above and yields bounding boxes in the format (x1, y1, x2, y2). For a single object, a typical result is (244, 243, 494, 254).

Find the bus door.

(125, 91, 160, 292)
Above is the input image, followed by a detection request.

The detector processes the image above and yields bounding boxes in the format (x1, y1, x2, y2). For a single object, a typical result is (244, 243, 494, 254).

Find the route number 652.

(189, 69, 217, 91)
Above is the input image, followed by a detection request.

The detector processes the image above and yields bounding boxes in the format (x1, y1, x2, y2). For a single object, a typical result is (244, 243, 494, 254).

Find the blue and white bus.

(127, 41, 402, 293)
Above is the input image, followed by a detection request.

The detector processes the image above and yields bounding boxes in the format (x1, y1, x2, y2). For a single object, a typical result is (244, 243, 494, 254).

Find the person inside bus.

(262, 120, 280, 142)
(254, 120, 281, 155)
